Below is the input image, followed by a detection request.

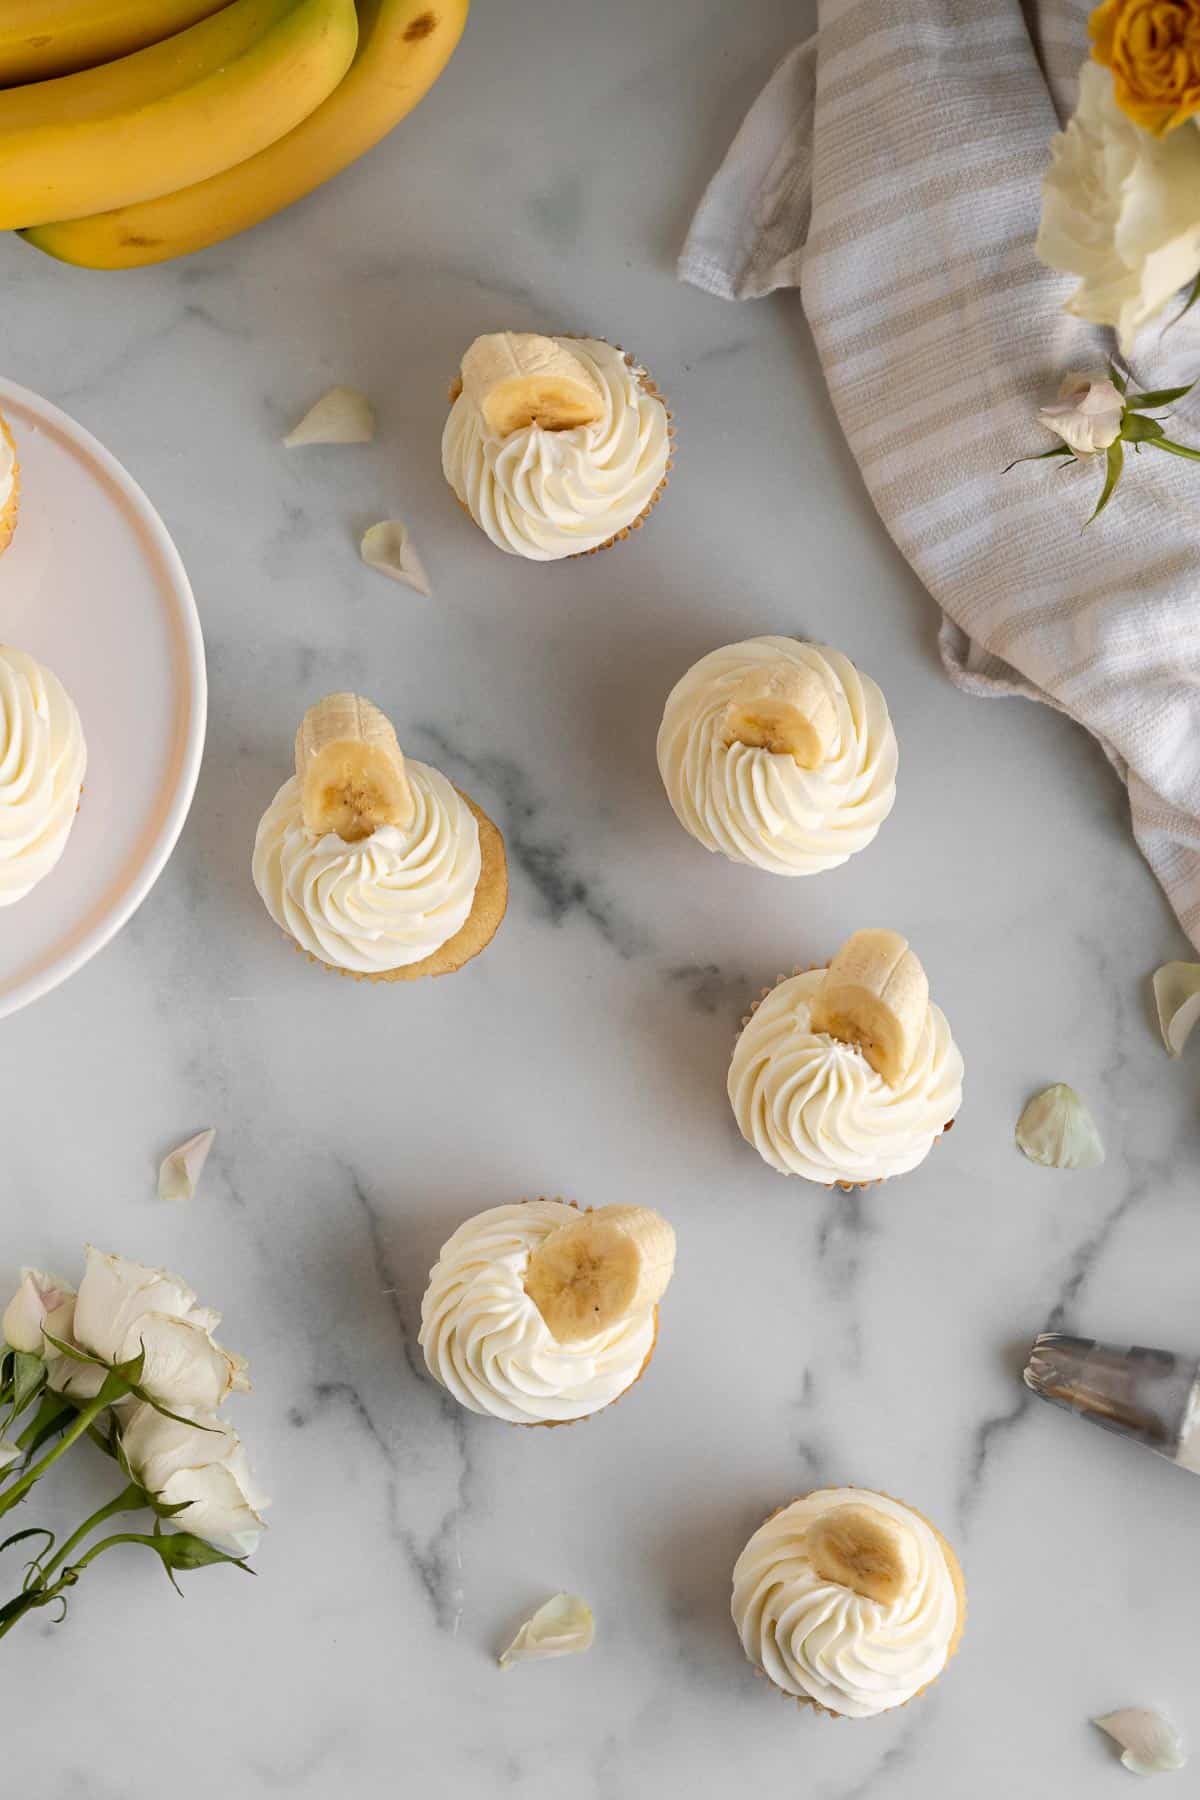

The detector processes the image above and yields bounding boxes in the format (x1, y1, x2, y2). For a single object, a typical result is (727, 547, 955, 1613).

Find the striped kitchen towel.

(681, 0, 1200, 950)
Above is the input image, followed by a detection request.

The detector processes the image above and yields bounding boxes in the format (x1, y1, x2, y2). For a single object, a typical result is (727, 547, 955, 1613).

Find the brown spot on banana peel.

(404, 11, 437, 38)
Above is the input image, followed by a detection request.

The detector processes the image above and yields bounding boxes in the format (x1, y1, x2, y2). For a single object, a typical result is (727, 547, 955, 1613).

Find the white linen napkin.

(680, 0, 1200, 950)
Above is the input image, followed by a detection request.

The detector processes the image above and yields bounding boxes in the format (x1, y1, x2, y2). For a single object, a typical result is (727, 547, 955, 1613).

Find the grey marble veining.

(4, 0, 1200, 1793)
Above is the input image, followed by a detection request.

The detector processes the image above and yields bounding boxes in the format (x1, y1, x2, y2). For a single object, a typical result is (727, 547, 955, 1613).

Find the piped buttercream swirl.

(442, 336, 669, 560)
(656, 637, 897, 874)
(419, 1201, 656, 1424)
(728, 969, 962, 1183)
(732, 1489, 960, 1717)
(252, 762, 480, 975)
(0, 645, 87, 906)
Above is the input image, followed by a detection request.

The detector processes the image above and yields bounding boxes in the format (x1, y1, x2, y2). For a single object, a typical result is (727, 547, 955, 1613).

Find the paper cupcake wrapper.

(748, 1487, 967, 1719)
(284, 788, 507, 983)
(446, 335, 674, 560)
(0, 412, 20, 556)
(737, 968, 954, 1191)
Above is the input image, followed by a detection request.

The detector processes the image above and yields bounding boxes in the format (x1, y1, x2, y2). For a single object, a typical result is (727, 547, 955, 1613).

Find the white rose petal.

(120, 1401, 269, 1558)
(1037, 61, 1200, 353)
(360, 520, 432, 596)
(1151, 962, 1200, 1057)
(55, 1247, 249, 1411)
(2, 1268, 75, 1354)
(1016, 1084, 1105, 1169)
(1094, 1707, 1187, 1776)
(283, 385, 375, 447)
(1039, 374, 1125, 456)
(158, 1129, 216, 1203)
(498, 1593, 595, 1670)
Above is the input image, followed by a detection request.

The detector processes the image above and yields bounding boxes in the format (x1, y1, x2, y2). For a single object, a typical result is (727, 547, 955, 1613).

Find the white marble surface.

(3, 1, 1200, 1792)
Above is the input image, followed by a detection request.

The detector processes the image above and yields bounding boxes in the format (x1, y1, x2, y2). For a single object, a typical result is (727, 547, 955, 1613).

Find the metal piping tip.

(1024, 1330, 1199, 1463)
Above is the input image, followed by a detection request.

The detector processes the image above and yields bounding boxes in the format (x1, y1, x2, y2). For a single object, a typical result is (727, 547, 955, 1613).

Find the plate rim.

(0, 376, 207, 1022)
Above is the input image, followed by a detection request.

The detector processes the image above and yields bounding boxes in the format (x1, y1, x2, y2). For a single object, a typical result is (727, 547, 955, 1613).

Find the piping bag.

(1024, 1334, 1200, 1474)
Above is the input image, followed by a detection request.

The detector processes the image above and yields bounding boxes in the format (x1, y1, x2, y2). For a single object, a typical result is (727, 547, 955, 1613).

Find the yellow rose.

(1092, 0, 1200, 133)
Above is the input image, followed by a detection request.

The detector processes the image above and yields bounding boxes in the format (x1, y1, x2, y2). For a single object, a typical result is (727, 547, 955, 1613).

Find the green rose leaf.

(10, 1352, 45, 1416)
(1124, 382, 1195, 411)
(1087, 438, 1124, 524)
(1121, 412, 1166, 443)
(1004, 445, 1076, 472)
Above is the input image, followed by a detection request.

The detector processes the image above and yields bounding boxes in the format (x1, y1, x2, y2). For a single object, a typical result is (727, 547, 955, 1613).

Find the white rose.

(1037, 61, 1200, 353)
(48, 1247, 249, 1412)
(119, 1400, 268, 1557)
(2, 1268, 76, 1355)
(1038, 373, 1125, 454)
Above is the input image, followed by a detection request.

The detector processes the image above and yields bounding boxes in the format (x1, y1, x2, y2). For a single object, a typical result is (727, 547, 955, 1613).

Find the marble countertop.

(4, 1, 1200, 1792)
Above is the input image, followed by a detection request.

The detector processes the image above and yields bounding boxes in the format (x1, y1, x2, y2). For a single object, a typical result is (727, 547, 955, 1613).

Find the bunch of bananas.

(0, 0, 467, 268)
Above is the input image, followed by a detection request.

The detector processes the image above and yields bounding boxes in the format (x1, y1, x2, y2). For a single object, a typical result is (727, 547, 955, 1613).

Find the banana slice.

(524, 1205, 675, 1345)
(294, 692, 413, 842)
(807, 1503, 919, 1606)
(461, 332, 604, 437)
(722, 661, 838, 768)
(809, 928, 929, 1088)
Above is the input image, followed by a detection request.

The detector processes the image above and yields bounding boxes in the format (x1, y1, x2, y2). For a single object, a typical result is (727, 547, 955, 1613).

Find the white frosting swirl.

(0, 415, 14, 514)
(728, 969, 963, 1183)
(419, 1202, 656, 1425)
(0, 646, 87, 906)
(251, 762, 481, 975)
(441, 337, 669, 560)
(656, 637, 897, 874)
(732, 1490, 960, 1717)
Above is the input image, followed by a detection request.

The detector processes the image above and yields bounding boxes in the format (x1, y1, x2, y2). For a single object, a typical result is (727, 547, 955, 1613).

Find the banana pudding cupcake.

(729, 930, 963, 1186)
(419, 1201, 675, 1426)
(442, 330, 671, 560)
(657, 637, 897, 875)
(0, 410, 19, 554)
(252, 692, 507, 980)
(732, 1488, 966, 1717)
(0, 645, 86, 904)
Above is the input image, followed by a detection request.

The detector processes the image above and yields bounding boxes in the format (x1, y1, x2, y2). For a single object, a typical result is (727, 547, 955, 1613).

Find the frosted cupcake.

(0, 411, 19, 554)
(419, 1201, 675, 1426)
(252, 692, 507, 981)
(729, 930, 963, 1186)
(732, 1488, 966, 1717)
(0, 645, 87, 905)
(657, 637, 897, 875)
(442, 331, 671, 559)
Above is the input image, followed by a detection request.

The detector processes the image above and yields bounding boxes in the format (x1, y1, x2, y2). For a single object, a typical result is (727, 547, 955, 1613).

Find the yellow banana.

(23, 0, 469, 269)
(0, 2, 230, 85)
(0, 0, 359, 231)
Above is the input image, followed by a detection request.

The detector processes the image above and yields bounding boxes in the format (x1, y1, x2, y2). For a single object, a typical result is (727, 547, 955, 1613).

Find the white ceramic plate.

(0, 379, 205, 1020)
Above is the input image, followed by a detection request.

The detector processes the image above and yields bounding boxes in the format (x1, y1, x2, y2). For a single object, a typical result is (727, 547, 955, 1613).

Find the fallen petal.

(1151, 962, 1200, 1057)
(498, 1593, 594, 1670)
(284, 385, 375, 447)
(159, 1129, 217, 1203)
(361, 520, 432, 596)
(1016, 1084, 1104, 1169)
(1094, 1707, 1187, 1776)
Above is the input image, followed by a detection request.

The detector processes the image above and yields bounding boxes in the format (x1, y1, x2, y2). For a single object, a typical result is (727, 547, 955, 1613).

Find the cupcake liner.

(519, 1198, 661, 1430)
(737, 967, 954, 1191)
(288, 788, 508, 983)
(0, 412, 21, 557)
(747, 1487, 967, 1720)
(563, 339, 674, 558)
(446, 335, 674, 560)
